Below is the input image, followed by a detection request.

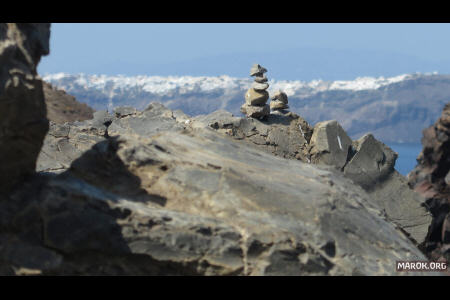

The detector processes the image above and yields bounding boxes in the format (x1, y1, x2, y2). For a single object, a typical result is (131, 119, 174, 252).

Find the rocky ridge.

(29, 102, 431, 275)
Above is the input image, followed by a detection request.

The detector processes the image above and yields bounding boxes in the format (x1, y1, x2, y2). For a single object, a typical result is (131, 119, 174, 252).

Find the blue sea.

(387, 143, 423, 176)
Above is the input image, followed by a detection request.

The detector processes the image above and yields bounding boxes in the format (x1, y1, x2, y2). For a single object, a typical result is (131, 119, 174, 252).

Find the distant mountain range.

(43, 72, 450, 144)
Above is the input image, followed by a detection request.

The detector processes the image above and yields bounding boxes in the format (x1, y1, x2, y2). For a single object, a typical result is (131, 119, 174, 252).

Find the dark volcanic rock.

(0, 23, 51, 193)
(408, 102, 450, 262)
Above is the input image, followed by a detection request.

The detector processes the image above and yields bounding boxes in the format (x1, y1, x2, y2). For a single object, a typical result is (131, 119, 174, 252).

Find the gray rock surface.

(192, 110, 313, 162)
(240, 103, 270, 119)
(249, 64, 267, 76)
(254, 74, 268, 83)
(36, 102, 188, 174)
(11, 123, 429, 275)
(271, 90, 288, 104)
(252, 82, 269, 91)
(270, 100, 289, 111)
(309, 120, 353, 170)
(244, 88, 269, 106)
(1, 24, 437, 276)
(193, 112, 431, 244)
(344, 133, 397, 189)
(37, 104, 433, 248)
(0, 23, 51, 193)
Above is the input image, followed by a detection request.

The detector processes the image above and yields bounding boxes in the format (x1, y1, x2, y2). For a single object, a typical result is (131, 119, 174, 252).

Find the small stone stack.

(270, 90, 289, 111)
(240, 64, 270, 119)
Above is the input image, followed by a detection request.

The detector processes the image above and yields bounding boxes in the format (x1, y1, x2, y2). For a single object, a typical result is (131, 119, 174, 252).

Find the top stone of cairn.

(250, 64, 268, 76)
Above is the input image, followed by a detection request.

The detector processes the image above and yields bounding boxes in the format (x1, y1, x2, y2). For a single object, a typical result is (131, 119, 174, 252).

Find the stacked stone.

(240, 64, 270, 119)
(270, 90, 289, 111)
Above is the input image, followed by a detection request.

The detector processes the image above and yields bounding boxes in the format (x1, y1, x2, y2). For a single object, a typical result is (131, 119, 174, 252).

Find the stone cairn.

(240, 64, 270, 119)
(270, 90, 289, 112)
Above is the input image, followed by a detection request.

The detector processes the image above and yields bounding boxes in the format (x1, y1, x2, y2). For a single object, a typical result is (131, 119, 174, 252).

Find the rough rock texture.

(43, 81, 94, 124)
(0, 24, 439, 275)
(309, 120, 353, 170)
(408, 102, 450, 261)
(0, 23, 51, 193)
(240, 103, 270, 119)
(37, 103, 187, 174)
(192, 112, 431, 245)
(5, 111, 431, 275)
(244, 88, 269, 106)
(251, 82, 269, 91)
(272, 90, 288, 104)
(344, 133, 398, 189)
(254, 74, 267, 83)
(249, 64, 267, 76)
(270, 100, 289, 111)
(192, 110, 313, 162)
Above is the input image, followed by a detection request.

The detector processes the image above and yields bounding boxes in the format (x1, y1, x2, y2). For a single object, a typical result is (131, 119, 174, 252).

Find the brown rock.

(43, 82, 94, 124)
(254, 75, 268, 83)
(244, 88, 269, 106)
(271, 90, 288, 104)
(270, 100, 289, 111)
(240, 103, 270, 119)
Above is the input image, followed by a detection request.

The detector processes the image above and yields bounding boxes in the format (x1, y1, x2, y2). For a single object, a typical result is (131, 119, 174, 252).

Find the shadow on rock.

(68, 136, 167, 206)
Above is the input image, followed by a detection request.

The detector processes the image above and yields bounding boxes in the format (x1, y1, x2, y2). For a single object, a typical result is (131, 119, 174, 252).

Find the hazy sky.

(38, 23, 450, 79)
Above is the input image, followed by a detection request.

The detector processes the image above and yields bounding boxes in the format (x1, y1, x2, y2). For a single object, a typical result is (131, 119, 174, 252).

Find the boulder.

(301, 123, 430, 244)
(271, 90, 288, 104)
(309, 120, 353, 170)
(270, 100, 289, 111)
(251, 82, 269, 91)
(343, 133, 397, 189)
(249, 64, 267, 76)
(240, 103, 270, 119)
(408, 102, 450, 261)
(254, 75, 268, 83)
(244, 88, 269, 106)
